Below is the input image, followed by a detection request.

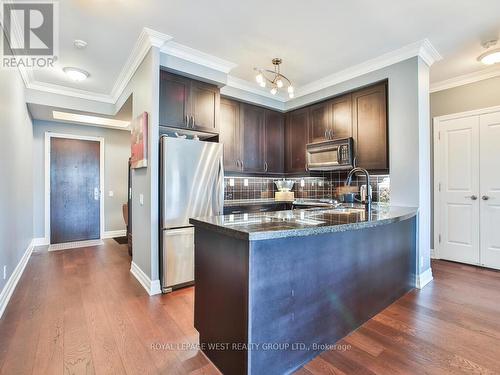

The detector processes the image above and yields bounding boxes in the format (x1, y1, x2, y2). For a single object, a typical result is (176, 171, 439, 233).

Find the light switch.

(108, 190, 114, 197)
(139, 194, 144, 206)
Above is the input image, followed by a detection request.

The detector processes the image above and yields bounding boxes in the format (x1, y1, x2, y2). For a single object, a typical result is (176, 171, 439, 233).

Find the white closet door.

(439, 116, 480, 265)
(479, 112, 500, 269)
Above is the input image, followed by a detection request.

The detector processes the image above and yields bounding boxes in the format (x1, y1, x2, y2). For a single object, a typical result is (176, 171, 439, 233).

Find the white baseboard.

(130, 261, 161, 296)
(102, 230, 126, 239)
(430, 248, 439, 259)
(32, 237, 49, 246)
(416, 268, 433, 289)
(0, 239, 35, 319)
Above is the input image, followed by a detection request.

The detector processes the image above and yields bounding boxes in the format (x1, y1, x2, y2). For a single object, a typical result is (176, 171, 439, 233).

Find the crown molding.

(295, 39, 442, 99)
(225, 75, 287, 102)
(27, 80, 115, 103)
(161, 41, 237, 74)
(430, 66, 500, 93)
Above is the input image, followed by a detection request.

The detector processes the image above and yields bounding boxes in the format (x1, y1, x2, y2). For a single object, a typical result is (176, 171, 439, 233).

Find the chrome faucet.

(345, 167, 371, 212)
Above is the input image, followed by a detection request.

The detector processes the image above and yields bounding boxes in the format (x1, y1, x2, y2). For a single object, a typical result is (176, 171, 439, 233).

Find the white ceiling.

(30, 0, 500, 96)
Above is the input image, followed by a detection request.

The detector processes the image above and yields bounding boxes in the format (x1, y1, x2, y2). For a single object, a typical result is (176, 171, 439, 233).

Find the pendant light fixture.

(255, 58, 294, 98)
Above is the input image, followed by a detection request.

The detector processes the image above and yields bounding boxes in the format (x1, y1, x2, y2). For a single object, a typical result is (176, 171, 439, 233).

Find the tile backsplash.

(224, 173, 390, 203)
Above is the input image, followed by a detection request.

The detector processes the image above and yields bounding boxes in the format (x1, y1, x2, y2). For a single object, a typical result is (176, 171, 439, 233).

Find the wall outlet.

(229, 178, 235, 187)
(108, 190, 114, 197)
(243, 178, 249, 187)
(3, 265, 6, 280)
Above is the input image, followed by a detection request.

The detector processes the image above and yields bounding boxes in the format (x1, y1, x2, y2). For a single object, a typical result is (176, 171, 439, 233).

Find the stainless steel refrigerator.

(160, 136, 224, 293)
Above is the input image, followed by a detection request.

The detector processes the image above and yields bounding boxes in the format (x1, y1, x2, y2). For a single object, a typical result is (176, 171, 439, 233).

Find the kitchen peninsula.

(190, 205, 417, 374)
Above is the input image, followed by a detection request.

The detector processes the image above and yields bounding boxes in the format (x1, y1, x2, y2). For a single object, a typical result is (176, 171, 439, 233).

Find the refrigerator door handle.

(216, 155, 224, 215)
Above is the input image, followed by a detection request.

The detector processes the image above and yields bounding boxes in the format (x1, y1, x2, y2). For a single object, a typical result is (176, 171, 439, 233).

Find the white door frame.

(44, 132, 105, 245)
(433, 104, 500, 260)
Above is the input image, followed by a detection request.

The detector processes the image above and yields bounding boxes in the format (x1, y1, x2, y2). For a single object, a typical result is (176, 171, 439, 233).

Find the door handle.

(482, 195, 490, 201)
(465, 195, 477, 200)
(94, 187, 100, 201)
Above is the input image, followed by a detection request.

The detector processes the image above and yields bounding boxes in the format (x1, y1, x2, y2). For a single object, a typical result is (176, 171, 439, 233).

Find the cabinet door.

(219, 98, 241, 172)
(191, 80, 220, 133)
(159, 71, 190, 128)
(352, 83, 388, 171)
(309, 102, 331, 143)
(265, 110, 284, 174)
(331, 94, 352, 139)
(285, 108, 309, 173)
(240, 104, 266, 173)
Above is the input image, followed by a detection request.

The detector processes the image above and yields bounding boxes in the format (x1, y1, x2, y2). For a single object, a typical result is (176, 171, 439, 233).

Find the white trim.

(430, 66, 500, 93)
(32, 237, 50, 247)
(44, 132, 105, 244)
(102, 230, 127, 239)
(48, 239, 104, 252)
(433, 104, 500, 122)
(416, 268, 433, 289)
(0, 240, 34, 319)
(293, 39, 442, 99)
(161, 41, 237, 74)
(430, 248, 439, 259)
(130, 261, 162, 296)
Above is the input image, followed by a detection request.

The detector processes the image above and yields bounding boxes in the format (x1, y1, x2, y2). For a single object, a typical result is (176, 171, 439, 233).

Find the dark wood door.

(191, 80, 219, 132)
(240, 103, 266, 173)
(50, 137, 100, 244)
(352, 83, 388, 171)
(309, 102, 331, 143)
(285, 108, 309, 173)
(159, 71, 190, 128)
(219, 98, 241, 172)
(331, 93, 352, 139)
(265, 110, 284, 174)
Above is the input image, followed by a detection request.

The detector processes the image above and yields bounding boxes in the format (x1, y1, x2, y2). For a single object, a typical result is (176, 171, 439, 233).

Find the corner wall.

(0, 67, 34, 315)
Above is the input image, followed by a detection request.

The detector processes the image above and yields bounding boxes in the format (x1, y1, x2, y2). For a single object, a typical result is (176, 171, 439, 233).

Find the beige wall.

(430, 75, 500, 249)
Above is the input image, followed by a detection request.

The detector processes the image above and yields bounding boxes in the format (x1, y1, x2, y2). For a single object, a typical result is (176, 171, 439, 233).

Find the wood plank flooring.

(1, 240, 499, 374)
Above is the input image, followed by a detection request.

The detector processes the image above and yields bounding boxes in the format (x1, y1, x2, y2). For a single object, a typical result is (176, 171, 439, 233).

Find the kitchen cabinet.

(285, 107, 309, 173)
(352, 83, 388, 171)
(330, 94, 352, 139)
(264, 110, 284, 173)
(309, 101, 331, 143)
(219, 98, 241, 172)
(240, 104, 266, 173)
(159, 70, 220, 133)
(219, 98, 284, 174)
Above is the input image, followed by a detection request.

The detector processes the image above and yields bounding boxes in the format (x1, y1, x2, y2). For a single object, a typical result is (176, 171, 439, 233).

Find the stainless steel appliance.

(160, 136, 224, 292)
(306, 137, 354, 171)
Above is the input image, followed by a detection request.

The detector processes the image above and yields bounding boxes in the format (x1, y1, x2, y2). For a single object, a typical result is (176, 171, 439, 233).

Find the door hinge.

(438, 131, 441, 140)
(438, 182, 441, 192)
(438, 234, 441, 244)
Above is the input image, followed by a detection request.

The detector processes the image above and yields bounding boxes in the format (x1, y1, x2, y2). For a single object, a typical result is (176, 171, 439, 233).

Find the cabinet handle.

(329, 129, 333, 139)
(241, 160, 244, 170)
(264, 162, 268, 172)
(190, 115, 195, 128)
(324, 130, 327, 139)
(482, 195, 490, 201)
(185, 115, 189, 125)
(465, 195, 478, 200)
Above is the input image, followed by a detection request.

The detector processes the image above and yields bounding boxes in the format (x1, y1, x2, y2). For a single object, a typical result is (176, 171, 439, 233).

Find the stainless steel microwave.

(306, 137, 354, 171)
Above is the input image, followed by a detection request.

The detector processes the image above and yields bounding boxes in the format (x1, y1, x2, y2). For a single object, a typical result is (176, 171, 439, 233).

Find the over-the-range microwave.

(306, 137, 354, 171)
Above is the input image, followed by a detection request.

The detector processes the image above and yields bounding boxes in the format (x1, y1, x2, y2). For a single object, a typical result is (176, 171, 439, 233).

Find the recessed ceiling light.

(63, 67, 89, 81)
(73, 39, 88, 49)
(52, 111, 130, 128)
(478, 48, 500, 65)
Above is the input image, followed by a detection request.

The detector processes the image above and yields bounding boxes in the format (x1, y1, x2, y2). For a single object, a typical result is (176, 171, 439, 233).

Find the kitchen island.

(190, 205, 417, 375)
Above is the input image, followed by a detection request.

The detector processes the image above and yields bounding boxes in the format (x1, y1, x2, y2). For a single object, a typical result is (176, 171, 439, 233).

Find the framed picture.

(131, 112, 148, 168)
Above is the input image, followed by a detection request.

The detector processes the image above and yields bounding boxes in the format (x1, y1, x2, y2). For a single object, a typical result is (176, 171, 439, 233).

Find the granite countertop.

(190, 205, 418, 241)
(224, 199, 293, 207)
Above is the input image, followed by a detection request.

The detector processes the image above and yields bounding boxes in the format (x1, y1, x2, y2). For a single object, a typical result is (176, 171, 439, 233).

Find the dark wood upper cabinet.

(309, 102, 331, 143)
(191, 80, 219, 132)
(219, 98, 241, 172)
(330, 94, 352, 139)
(285, 108, 309, 173)
(352, 83, 388, 171)
(265, 110, 284, 174)
(159, 71, 190, 128)
(240, 104, 266, 173)
(159, 71, 220, 132)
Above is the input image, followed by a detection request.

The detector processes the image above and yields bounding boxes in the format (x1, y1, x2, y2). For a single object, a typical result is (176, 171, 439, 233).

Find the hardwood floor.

(1, 241, 499, 374)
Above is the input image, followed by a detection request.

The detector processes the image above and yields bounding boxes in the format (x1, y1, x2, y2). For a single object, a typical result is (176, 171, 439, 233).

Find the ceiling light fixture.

(254, 58, 294, 98)
(63, 67, 89, 81)
(73, 39, 88, 49)
(52, 111, 130, 128)
(478, 40, 500, 65)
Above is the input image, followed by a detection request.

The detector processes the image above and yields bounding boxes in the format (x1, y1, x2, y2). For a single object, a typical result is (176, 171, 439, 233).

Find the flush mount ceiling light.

(254, 58, 294, 98)
(73, 39, 88, 49)
(52, 111, 130, 128)
(477, 40, 500, 65)
(63, 66, 89, 81)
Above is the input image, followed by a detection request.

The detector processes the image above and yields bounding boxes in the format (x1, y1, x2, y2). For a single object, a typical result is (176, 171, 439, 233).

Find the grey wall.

(116, 48, 160, 282)
(32, 121, 130, 239)
(0, 68, 34, 297)
(429, 76, 500, 249)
